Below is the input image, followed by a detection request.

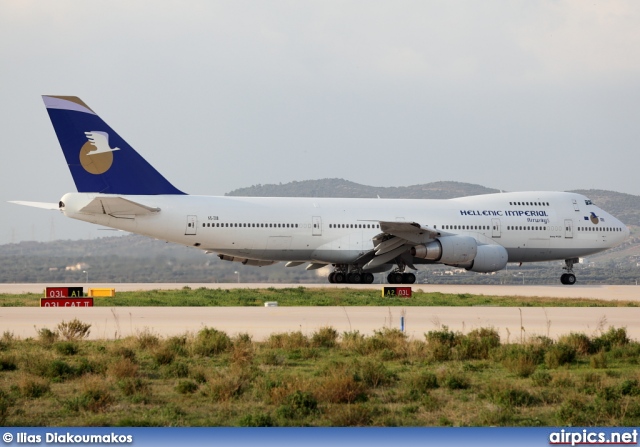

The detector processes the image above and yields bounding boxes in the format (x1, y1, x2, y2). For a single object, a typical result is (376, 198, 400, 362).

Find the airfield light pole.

(234, 271, 240, 283)
(83, 270, 89, 285)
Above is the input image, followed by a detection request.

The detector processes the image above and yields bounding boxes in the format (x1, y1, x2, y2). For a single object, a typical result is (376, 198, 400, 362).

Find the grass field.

(1, 319, 639, 426)
(1, 288, 638, 427)
(1, 286, 639, 307)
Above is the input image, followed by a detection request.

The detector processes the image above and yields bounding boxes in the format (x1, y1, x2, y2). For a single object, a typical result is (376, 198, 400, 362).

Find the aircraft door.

(564, 219, 573, 239)
(185, 215, 197, 235)
(312, 216, 322, 236)
(491, 218, 501, 238)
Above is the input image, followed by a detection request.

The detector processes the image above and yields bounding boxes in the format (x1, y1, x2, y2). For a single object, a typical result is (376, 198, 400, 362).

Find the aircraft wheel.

(403, 273, 416, 284)
(328, 272, 336, 283)
(363, 273, 375, 284)
(561, 273, 576, 285)
(387, 273, 396, 284)
(334, 272, 346, 283)
(389, 272, 404, 284)
(349, 272, 362, 284)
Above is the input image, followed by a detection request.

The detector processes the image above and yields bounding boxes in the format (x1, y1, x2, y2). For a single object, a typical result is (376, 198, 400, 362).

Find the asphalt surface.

(1, 283, 639, 341)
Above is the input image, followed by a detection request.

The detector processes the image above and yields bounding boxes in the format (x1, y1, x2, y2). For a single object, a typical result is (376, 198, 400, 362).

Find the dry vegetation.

(1, 320, 639, 427)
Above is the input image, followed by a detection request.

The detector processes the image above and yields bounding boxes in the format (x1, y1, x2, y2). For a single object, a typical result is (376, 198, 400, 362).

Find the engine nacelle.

(411, 236, 477, 265)
(465, 244, 508, 273)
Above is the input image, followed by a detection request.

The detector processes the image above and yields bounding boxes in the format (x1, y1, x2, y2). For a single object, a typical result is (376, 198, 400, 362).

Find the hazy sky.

(2, 1, 640, 244)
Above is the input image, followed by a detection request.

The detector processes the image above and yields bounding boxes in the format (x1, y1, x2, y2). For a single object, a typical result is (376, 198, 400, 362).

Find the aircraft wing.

(378, 221, 440, 244)
(79, 197, 160, 217)
(364, 221, 443, 270)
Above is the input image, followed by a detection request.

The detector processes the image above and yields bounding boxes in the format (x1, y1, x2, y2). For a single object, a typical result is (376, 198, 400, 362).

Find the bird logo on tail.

(85, 131, 120, 155)
(79, 131, 120, 175)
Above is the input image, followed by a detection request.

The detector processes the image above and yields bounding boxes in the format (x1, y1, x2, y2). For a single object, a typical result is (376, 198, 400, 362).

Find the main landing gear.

(328, 267, 375, 284)
(560, 258, 577, 285)
(387, 270, 416, 284)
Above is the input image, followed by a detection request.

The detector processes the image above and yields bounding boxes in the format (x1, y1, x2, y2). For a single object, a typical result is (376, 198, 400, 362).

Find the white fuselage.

(59, 190, 629, 267)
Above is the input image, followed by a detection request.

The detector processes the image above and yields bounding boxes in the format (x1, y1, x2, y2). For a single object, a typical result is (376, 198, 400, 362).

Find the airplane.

(10, 96, 630, 285)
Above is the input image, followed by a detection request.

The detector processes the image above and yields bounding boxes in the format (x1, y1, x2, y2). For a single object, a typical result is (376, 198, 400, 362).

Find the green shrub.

(55, 341, 79, 356)
(440, 370, 470, 390)
(311, 327, 338, 348)
(531, 370, 552, 387)
(486, 384, 540, 407)
(456, 328, 501, 360)
(165, 335, 188, 356)
(163, 361, 189, 379)
(153, 346, 175, 365)
(65, 377, 113, 413)
(0, 356, 17, 372)
(590, 351, 608, 369)
(545, 344, 576, 368)
(193, 328, 231, 356)
(237, 412, 275, 427)
(267, 331, 309, 350)
(42, 359, 76, 382)
(176, 380, 199, 394)
(406, 371, 439, 395)
(118, 377, 150, 397)
(0, 390, 13, 425)
(276, 390, 318, 419)
(559, 333, 594, 355)
(37, 328, 59, 345)
(501, 347, 540, 378)
(593, 327, 629, 351)
(356, 360, 396, 388)
(136, 329, 160, 350)
(17, 377, 50, 399)
(326, 403, 373, 426)
(619, 379, 640, 396)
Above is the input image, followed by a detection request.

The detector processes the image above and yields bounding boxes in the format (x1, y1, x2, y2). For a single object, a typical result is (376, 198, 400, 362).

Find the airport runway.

(1, 283, 639, 341)
(2, 282, 640, 301)
(0, 305, 636, 342)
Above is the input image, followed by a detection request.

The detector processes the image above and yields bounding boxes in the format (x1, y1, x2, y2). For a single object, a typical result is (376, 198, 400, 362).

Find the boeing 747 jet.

(11, 96, 630, 285)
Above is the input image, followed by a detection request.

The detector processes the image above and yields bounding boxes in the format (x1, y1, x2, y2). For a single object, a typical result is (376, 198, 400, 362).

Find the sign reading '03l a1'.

(382, 287, 412, 298)
(44, 287, 84, 298)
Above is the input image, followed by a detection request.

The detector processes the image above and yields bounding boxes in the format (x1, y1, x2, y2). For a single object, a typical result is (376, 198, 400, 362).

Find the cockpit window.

(585, 200, 593, 205)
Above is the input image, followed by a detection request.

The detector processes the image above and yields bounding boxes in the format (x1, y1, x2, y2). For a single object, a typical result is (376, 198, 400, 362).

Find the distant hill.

(227, 179, 499, 199)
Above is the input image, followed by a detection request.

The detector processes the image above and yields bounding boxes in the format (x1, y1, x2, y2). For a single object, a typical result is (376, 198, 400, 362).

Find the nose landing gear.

(560, 258, 577, 285)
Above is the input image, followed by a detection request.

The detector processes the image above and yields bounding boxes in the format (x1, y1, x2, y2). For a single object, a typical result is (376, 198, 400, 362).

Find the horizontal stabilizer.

(9, 201, 59, 210)
(79, 197, 160, 217)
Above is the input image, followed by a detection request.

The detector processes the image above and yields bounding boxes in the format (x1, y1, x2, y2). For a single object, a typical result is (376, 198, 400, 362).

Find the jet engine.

(464, 244, 508, 273)
(410, 236, 477, 265)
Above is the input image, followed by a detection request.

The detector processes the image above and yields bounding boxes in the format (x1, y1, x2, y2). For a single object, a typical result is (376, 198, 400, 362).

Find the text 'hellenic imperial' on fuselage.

(10, 96, 630, 285)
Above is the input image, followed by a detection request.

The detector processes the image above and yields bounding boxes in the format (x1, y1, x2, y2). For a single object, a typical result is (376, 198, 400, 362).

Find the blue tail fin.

(43, 96, 185, 195)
